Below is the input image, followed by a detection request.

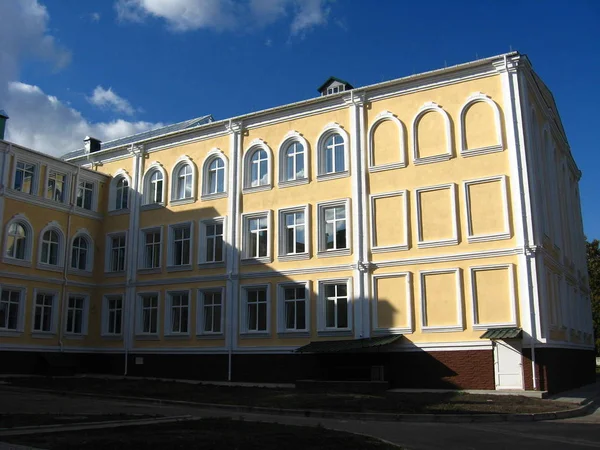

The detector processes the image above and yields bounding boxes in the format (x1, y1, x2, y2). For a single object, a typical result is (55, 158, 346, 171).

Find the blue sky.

(1, 0, 599, 239)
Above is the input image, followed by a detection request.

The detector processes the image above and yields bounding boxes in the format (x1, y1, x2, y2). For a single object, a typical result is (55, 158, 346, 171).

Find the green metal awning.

(295, 334, 403, 354)
(480, 327, 522, 340)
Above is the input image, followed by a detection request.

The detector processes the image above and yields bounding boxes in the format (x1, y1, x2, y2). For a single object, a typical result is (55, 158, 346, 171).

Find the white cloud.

(114, 0, 332, 35)
(87, 86, 136, 116)
(5, 82, 163, 157)
(91, 12, 101, 22)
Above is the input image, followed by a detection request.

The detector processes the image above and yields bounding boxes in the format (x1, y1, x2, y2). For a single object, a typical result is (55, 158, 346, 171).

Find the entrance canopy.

(295, 334, 402, 354)
(480, 327, 522, 340)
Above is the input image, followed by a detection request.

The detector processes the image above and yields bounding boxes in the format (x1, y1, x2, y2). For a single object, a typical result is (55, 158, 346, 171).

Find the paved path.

(1, 387, 599, 449)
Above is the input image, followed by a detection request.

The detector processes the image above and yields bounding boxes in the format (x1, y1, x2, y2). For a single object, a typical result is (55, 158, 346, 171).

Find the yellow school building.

(0, 52, 594, 392)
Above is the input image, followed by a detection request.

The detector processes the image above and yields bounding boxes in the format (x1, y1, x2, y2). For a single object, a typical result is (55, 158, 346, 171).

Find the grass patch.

(5, 376, 576, 415)
(5, 417, 398, 450)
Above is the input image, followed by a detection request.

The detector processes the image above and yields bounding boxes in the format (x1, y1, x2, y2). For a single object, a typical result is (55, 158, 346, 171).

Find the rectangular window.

(324, 283, 349, 329)
(244, 214, 269, 259)
(282, 210, 306, 255)
(109, 234, 126, 272)
(205, 222, 224, 263)
(168, 292, 189, 334)
(0, 288, 21, 331)
(76, 180, 94, 210)
(46, 170, 66, 202)
(171, 224, 191, 266)
(200, 290, 222, 334)
(66, 295, 86, 334)
(318, 201, 349, 256)
(245, 287, 268, 332)
(282, 285, 307, 331)
(104, 295, 123, 335)
(33, 292, 54, 333)
(142, 229, 161, 269)
(14, 161, 36, 194)
(139, 294, 158, 334)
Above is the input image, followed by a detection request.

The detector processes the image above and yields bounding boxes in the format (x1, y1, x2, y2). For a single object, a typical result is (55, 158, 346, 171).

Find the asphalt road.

(1, 387, 599, 450)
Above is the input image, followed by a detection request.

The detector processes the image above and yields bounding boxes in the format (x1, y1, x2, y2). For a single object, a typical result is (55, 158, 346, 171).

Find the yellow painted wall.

(416, 111, 447, 159)
(372, 119, 402, 166)
(464, 101, 497, 149)
(472, 266, 514, 325)
(467, 178, 507, 236)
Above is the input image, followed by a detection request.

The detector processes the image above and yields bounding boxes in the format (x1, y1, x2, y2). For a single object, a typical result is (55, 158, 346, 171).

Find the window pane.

(285, 302, 295, 329)
(296, 226, 305, 253)
(337, 298, 348, 328)
(248, 303, 257, 330)
(258, 231, 268, 257)
(335, 143, 345, 172)
(215, 235, 223, 261)
(336, 220, 346, 249)
(213, 305, 222, 332)
(326, 299, 335, 328)
(296, 301, 306, 330)
(258, 302, 267, 331)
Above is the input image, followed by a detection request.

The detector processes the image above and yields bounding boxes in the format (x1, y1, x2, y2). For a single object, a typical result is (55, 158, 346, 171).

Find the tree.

(586, 239, 600, 354)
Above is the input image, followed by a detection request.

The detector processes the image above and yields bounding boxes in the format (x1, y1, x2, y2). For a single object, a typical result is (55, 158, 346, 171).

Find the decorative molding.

(242, 139, 273, 193)
(463, 175, 511, 243)
(367, 111, 407, 171)
(315, 122, 351, 179)
(411, 102, 453, 165)
(458, 92, 504, 157)
(371, 272, 413, 335)
(419, 268, 464, 333)
(469, 264, 517, 330)
(415, 183, 459, 248)
(369, 190, 409, 252)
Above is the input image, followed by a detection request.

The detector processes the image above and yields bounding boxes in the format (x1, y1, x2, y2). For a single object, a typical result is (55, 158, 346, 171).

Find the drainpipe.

(505, 55, 537, 390)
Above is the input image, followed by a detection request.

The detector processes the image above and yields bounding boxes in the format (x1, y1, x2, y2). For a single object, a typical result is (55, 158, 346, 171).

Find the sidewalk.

(549, 378, 600, 405)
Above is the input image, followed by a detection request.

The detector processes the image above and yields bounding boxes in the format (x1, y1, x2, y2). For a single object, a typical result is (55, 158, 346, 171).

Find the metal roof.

(480, 327, 522, 340)
(295, 334, 402, 354)
(61, 114, 213, 160)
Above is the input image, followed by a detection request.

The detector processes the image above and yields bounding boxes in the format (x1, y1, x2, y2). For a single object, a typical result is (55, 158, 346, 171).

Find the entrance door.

(494, 340, 524, 390)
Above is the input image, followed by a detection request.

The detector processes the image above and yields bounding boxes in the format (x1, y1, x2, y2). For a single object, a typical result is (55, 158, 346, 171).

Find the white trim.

(277, 204, 310, 261)
(277, 131, 310, 187)
(316, 122, 351, 180)
(68, 230, 95, 274)
(239, 283, 271, 336)
(167, 221, 194, 270)
(138, 226, 163, 271)
(196, 287, 225, 336)
(415, 183, 458, 248)
(242, 139, 273, 193)
(101, 294, 125, 337)
(371, 272, 413, 334)
(316, 198, 351, 257)
(170, 155, 197, 204)
(74, 177, 99, 213)
(164, 289, 192, 336)
(31, 288, 59, 335)
(458, 92, 504, 157)
(201, 148, 229, 200)
(104, 230, 128, 274)
(64, 292, 90, 336)
(37, 221, 65, 270)
(276, 280, 311, 335)
(317, 277, 353, 335)
(469, 264, 517, 330)
(11, 154, 40, 195)
(141, 161, 167, 207)
(2, 213, 34, 265)
(412, 102, 453, 165)
(198, 217, 226, 265)
(241, 210, 272, 263)
(369, 190, 409, 252)
(463, 175, 511, 243)
(108, 169, 131, 212)
(419, 268, 464, 332)
(367, 110, 407, 171)
(135, 291, 161, 336)
(43, 165, 71, 205)
(0, 283, 27, 333)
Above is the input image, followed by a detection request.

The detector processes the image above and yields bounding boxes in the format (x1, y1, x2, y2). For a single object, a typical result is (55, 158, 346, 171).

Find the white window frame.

(44, 167, 70, 204)
(37, 223, 65, 270)
(367, 111, 407, 172)
(141, 162, 167, 208)
(415, 183, 458, 249)
(69, 231, 94, 274)
(469, 264, 517, 330)
(165, 290, 191, 336)
(136, 292, 160, 336)
(104, 231, 128, 274)
(170, 155, 197, 205)
(317, 278, 353, 336)
(201, 149, 228, 200)
(0, 285, 26, 334)
(2, 215, 34, 266)
(371, 272, 413, 335)
(276, 281, 310, 336)
(64, 293, 90, 336)
(278, 131, 310, 187)
(75, 178, 98, 211)
(12, 157, 39, 195)
(463, 175, 511, 243)
(458, 93, 504, 157)
(108, 170, 131, 213)
(419, 268, 464, 333)
(167, 221, 193, 270)
(240, 283, 271, 336)
(412, 102, 453, 165)
(101, 294, 124, 337)
(241, 210, 272, 263)
(138, 226, 163, 271)
(316, 123, 350, 181)
(278, 205, 310, 261)
(317, 198, 351, 258)
(243, 139, 272, 193)
(198, 217, 226, 266)
(31, 289, 58, 335)
(196, 288, 225, 336)
(369, 190, 409, 253)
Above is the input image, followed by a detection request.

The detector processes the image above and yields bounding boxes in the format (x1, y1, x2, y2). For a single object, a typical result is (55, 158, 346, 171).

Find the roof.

(480, 327, 522, 340)
(317, 76, 354, 93)
(295, 334, 402, 354)
(61, 114, 213, 160)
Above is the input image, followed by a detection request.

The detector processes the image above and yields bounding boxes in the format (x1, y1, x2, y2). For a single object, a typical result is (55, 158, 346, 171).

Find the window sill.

(416, 239, 458, 249)
(74, 206, 97, 214)
(104, 271, 126, 277)
(317, 249, 351, 258)
(277, 331, 310, 338)
(63, 334, 86, 340)
(170, 198, 196, 206)
(135, 334, 160, 340)
(371, 245, 409, 254)
(108, 209, 130, 216)
(196, 333, 224, 340)
(164, 333, 191, 340)
(100, 334, 123, 340)
(240, 332, 271, 339)
(36, 263, 64, 273)
(368, 162, 407, 173)
(201, 192, 228, 201)
(2, 258, 32, 268)
(138, 267, 162, 274)
(140, 203, 165, 211)
(166, 265, 193, 273)
(242, 185, 272, 194)
(414, 153, 452, 166)
(317, 330, 353, 337)
(278, 178, 309, 189)
(68, 269, 93, 277)
(421, 326, 464, 333)
(278, 253, 310, 262)
(0, 330, 23, 337)
(198, 261, 225, 269)
(31, 332, 56, 339)
(466, 233, 511, 244)
(460, 144, 503, 158)
(316, 171, 349, 182)
(241, 257, 272, 265)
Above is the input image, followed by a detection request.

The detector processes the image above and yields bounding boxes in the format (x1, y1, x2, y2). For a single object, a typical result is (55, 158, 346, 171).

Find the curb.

(1, 385, 596, 424)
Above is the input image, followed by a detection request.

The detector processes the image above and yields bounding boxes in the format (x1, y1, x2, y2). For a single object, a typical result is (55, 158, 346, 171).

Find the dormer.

(317, 77, 354, 97)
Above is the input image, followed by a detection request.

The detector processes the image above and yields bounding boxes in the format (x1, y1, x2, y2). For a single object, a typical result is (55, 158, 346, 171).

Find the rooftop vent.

(84, 136, 102, 153)
(317, 77, 354, 97)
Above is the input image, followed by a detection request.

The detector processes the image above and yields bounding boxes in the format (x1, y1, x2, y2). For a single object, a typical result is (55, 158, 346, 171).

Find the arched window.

(316, 124, 349, 180)
(115, 177, 129, 210)
(324, 134, 345, 174)
(284, 142, 305, 181)
(176, 164, 193, 200)
(250, 149, 268, 187)
(142, 166, 166, 206)
(201, 151, 228, 199)
(71, 236, 89, 271)
(41, 230, 60, 266)
(208, 158, 225, 194)
(5, 222, 28, 260)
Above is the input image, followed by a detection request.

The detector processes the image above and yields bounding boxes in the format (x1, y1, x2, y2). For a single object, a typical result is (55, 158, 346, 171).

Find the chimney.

(0, 110, 8, 140)
(84, 136, 102, 153)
